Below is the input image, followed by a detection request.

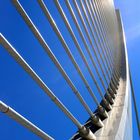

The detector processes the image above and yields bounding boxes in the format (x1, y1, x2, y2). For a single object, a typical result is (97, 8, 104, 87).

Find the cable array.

(0, 0, 123, 139)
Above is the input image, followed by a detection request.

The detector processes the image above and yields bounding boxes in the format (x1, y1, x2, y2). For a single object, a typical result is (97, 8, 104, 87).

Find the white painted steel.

(0, 101, 54, 140)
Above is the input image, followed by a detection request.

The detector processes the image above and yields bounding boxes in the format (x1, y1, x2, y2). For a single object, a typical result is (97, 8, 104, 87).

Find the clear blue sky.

(0, 0, 139, 140)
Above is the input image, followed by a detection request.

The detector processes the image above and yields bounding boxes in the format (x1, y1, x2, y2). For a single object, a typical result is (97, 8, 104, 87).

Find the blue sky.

(0, 0, 139, 140)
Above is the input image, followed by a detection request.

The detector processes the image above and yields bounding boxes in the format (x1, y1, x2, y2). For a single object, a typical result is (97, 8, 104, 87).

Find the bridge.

(0, 0, 134, 140)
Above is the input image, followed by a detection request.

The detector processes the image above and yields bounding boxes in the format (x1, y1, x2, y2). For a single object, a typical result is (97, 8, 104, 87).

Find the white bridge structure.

(0, 0, 134, 140)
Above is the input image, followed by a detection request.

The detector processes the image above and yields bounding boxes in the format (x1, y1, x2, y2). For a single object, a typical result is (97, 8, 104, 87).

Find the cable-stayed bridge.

(0, 0, 135, 140)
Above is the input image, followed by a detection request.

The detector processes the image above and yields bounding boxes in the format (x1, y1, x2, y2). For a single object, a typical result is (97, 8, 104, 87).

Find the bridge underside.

(71, 9, 132, 140)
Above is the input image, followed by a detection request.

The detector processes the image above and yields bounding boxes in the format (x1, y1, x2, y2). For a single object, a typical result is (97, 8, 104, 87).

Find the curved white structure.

(94, 10, 132, 140)
(0, 0, 133, 139)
